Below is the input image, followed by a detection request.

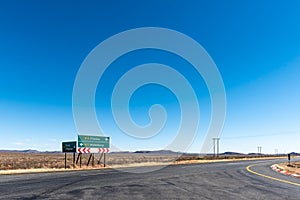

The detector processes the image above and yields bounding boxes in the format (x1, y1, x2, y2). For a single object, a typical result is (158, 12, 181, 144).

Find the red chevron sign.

(77, 147, 109, 153)
(98, 148, 110, 153)
(77, 147, 90, 153)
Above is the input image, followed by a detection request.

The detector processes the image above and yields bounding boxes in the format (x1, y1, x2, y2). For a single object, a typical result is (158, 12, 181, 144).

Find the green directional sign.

(78, 135, 110, 148)
(62, 141, 77, 152)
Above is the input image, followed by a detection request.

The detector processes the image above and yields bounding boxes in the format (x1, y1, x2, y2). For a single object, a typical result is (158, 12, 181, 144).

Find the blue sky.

(0, 1, 299, 153)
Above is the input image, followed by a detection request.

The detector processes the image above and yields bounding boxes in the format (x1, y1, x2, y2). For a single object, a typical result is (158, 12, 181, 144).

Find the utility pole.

(257, 146, 262, 155)
(213, 138, 216, 157)
(217, 138, 220, 157)
(213, 138, 220, 157)
(260, 146, 262, 154)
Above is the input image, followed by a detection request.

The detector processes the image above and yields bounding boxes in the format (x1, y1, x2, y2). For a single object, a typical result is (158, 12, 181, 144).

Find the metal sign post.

(64, 152, 67, 169)
(87, 154, 92, 166)
(98, 152, 104, 165)
(92, 154, 95, 167)
(73, 152, 75, 168)
(80, 153, 82, 168)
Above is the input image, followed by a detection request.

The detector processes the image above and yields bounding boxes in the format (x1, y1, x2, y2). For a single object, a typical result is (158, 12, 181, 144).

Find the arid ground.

(0, 152, 181, 170)
(279, 161, 300, 174)
(0, 152, 284, 172)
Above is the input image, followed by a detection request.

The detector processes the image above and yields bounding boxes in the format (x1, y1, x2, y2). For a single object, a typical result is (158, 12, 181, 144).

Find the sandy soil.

(0, 152, 180, 174)
(0, 152, 286, 175)
(278, 161, 300, 174)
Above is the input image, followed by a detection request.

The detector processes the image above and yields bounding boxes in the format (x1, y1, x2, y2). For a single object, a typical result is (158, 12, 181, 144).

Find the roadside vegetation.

(0, 152, 287, 171)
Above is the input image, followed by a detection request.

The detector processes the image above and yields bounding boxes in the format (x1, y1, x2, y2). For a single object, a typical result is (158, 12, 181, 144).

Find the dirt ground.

(278, 161, 300, 174)
(0, 152, 179, 171)
(0, 152, 286, 175)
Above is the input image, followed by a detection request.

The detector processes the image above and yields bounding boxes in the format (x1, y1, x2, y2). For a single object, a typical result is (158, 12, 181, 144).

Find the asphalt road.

(1, 158, 300, 200)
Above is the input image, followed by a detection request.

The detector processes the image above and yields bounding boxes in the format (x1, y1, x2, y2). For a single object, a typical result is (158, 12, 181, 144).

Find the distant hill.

(1, 149, 297, 155)
(0, 149, 38, 153)
(0, 149, 61, 154)
(248, 153, 259, 155)
(220, 152, 245, 155)
(0, 149, 181, 154)
(111, 150, 182, 155)
(20, 149, 40, 153)
(134, 150, 181, 155)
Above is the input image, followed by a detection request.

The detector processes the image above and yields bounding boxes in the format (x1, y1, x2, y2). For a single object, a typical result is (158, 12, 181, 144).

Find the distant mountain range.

(0, 149, 61, 153)
(132, 150, 181, 154)
(220, 151, 245, 155)
(0, 149, 298, 155)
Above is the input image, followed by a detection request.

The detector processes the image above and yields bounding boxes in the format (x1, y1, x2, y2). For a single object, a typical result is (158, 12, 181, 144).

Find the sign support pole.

(80, 153, 82, 168)
(98, 152, 104, 165)
(87, 154, 92, 166)
(92, 153, 94, 167)
(64, 152, 67, 169)
(76, 153, 80, 165)
(104, 153, 106, 167)
(73, 152, 75, 168)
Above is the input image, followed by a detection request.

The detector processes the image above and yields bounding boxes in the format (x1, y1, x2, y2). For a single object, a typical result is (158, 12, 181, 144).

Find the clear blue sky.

(0, 0, 299, 153)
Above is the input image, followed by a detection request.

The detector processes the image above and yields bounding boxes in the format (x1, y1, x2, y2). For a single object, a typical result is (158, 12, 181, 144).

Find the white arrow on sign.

(80, 143, 83, 146)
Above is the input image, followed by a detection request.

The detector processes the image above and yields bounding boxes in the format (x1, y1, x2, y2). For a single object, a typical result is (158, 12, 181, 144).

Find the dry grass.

(278, 161, 300, 174)
(0, 152, 179, 170)
(0, 152, 287, 175)
(0, 152, 71, 170)
(107, 153, 179, 165)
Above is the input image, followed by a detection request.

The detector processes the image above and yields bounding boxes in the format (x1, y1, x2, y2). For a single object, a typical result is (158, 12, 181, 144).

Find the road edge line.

(246, 164, 300, 187)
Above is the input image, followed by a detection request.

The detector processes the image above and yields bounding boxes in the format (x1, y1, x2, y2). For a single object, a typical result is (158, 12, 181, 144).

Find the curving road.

(1, 158, 300, 199)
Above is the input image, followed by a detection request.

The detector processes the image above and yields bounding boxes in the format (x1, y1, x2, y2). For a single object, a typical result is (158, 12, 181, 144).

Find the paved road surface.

(1, 159, 300, 199)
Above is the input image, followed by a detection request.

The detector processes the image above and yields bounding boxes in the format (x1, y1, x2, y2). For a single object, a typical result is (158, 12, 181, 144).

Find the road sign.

(77, 135, 110, 153)
(77, 147, 110, 153)
(62, 141, 77, 153)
